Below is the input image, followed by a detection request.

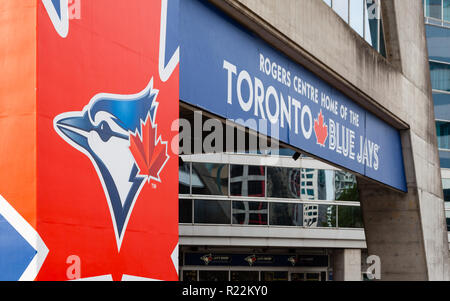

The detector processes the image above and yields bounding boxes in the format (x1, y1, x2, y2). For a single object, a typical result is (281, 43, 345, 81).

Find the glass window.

(433, 92, 450, 121)
(364, 2, 373, 45)
(335, 171, 359, 201)
(444, 0, 450, 22)
(267, 147, 297, 157)
(269, 202, 303, 226)
(230, 271, 259, 281)
(439, 150, 450, 168)
(232, 201, 268, 225)
(291, 273, 306, 281)
(194, 199, 231, 224)
(366, 0, 380, 50)
(230, 165, 265, 197)
(306, 273, 321, 281)
(426, 0, 443, 19)
(337, 205, 363, 228)
(301, 169, 335, 200)
(436, 120, 450, 150)
(349, 0, 364, 37)
(191, 162, 229, 196)
(426, 25, 450, 64)
(430, 61, 450, 92)
(179, 161, 190, 194)
(379, 18, 386, 57)
(333, 0, 349, 22)
(261, 271, 288, 281)
(199, 271, 229, 281)
(179, 199, 193, 223)
(442, 178, 450, 206)
(323, 0, 385, 56)
(303, 204, 336, 228)
(182, 270, 198, 281)
(446, 211, 450, 231)
(267, 167, 300, 199)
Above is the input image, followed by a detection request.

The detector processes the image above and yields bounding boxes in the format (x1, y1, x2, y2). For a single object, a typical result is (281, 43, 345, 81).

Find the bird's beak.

(54, 112, 92, 148)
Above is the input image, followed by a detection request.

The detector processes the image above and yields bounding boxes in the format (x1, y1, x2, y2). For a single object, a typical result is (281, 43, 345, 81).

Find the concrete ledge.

(179, 225, 366, 249)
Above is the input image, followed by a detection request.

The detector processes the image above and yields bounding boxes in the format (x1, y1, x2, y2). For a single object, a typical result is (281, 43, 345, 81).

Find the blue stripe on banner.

(0, 213, 37, 281)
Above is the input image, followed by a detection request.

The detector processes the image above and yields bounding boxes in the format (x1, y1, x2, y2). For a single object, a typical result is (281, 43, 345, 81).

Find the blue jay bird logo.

(54, 78, 169, 250)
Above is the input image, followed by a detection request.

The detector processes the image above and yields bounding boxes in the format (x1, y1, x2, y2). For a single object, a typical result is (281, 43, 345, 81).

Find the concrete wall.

(333, 249, 362, 281)
(209, 0, 450, 280)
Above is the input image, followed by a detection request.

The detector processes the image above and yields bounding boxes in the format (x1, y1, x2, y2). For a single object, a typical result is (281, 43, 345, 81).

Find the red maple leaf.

(314, 110, 328, 147)
(129, 115, 169, 182)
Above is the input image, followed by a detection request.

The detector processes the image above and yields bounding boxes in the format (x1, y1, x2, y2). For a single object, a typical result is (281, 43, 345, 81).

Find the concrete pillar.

(333, 249, 362, 281)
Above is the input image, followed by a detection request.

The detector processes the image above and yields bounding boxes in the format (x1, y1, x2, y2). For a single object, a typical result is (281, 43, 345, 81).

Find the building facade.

(0, 0, 447, 281)
(424, 0, 450, 234)
(178, 0, 448, 281)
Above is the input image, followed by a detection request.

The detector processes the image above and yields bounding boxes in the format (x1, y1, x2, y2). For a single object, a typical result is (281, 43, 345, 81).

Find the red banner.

(36, 0, 179, 281)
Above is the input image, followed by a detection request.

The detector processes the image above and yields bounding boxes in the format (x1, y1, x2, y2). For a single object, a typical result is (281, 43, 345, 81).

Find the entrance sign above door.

(179, 0, 407, 192)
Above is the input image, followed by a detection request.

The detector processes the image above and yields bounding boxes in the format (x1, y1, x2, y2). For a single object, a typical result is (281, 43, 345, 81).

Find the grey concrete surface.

(209, 0, 450, 280)
(333, 249, 362, 281)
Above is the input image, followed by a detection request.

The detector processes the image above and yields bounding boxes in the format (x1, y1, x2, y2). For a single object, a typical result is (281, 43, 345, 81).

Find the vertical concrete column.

(333, 249, 362, 281)
(358, 176, 430, 280)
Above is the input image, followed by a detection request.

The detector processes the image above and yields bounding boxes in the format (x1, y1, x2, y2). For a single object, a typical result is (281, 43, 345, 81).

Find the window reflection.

(446, 211, 450, 231)
(267, 167, 300, 199)
(194, 199, 231, 224)
(335, 171, 359, 201)
(437, 120, 450, 150)
(183, 270, 198, 281)
(366, 0, 380, 51)
(199, 271, 229, 281)
(232, 201, 268, 225)
(231, 271, 259, 281)
(445, 0, 450, 22)
(269, 203, 303, 226)
(426, 26, 450, 64)
(430, 61, 450, 92)
(303, 204, 336, 228)
(261, 271, 288, 281)
(230, 165, 265, 197)
(442, 179, 450, 210)
(322, 0, 385, 55)
(338, 206, 363, 228)
(301, 169, 335, 200)
(180, 161, 363, 229)
(333, 0, 349, 22)
(306, 273, 321, 281)
(427, 0, 443, 19)
(291, 273, 306, 281)
(179, 199, 193, 223)
(433, 93, 450, 121)
(349, 0, 364, 36)
(191, 162, 229, 195)
(439, 150, 450, 168)
(179, 161, 190, 194)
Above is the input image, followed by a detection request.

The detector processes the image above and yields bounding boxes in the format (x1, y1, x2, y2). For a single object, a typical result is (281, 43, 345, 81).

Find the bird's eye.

(97, 121, 113, 142)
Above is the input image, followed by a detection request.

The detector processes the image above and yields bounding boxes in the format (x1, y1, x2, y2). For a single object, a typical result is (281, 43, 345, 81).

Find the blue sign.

(185, 253, 328, 267)
(179, 0, 406, 192)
